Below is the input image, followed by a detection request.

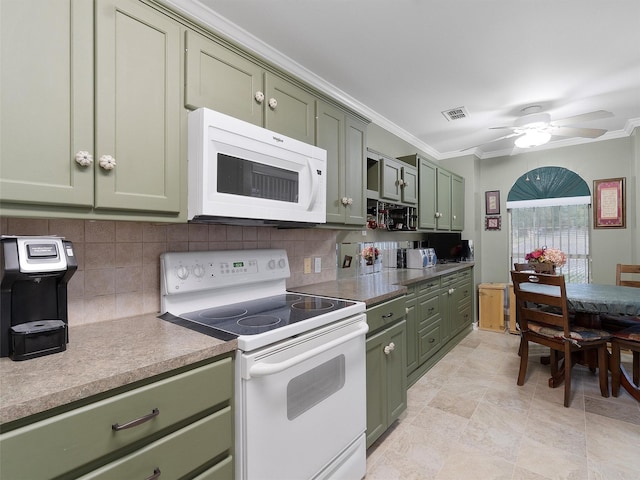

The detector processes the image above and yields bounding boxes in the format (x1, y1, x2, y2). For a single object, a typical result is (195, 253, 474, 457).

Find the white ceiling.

(167, 0, 640, 160)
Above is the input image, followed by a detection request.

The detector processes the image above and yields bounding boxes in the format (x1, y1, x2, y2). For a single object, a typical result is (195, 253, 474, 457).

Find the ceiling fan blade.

(489, 126, 513, 130)
(551, 110, 613, 127)
(460, 132, 522, 151)
(551, 126, 607, 138)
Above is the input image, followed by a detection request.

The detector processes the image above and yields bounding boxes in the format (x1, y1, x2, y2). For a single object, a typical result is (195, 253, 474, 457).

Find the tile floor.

(365, 329, 640, 479)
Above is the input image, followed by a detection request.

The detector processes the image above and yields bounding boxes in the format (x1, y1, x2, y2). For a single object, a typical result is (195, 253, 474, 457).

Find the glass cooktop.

(166, 293, 357, 341)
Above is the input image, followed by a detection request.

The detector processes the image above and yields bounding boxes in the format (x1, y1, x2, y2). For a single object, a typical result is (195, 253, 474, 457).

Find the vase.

(528, 263, 556, 274)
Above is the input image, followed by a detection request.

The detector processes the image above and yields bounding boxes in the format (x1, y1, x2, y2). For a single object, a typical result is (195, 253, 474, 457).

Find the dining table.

(518, 281, 640, 398)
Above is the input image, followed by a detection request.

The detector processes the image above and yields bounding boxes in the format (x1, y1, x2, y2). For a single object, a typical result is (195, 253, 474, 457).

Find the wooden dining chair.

(616, 263, 640, 288)
(510, 271, 611, 407)
(610, 325, 640, 401)
(606, 264, 640, 401)
(600, 264, 640, 332)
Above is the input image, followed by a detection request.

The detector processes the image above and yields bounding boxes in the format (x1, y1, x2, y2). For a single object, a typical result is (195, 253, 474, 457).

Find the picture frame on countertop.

(485, 190, 500, 215)
(593, 177, 625, 229)
(485, 216, 501, 231)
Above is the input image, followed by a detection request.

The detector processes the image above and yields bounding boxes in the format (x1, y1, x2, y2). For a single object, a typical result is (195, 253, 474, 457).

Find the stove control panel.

(160, 249, 290, 296)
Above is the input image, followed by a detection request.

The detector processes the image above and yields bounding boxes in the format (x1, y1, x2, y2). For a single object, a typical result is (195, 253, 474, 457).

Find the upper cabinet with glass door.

(184, 30, 315, 144)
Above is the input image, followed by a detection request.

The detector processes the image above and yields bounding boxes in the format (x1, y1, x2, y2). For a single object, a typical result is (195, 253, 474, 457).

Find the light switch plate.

(304, 257, 311, 274)
(314, 257, 321, 273)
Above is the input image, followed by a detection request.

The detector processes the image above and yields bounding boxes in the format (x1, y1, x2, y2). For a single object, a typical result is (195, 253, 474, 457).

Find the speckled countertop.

(290, 263, 474, 307)
(1, 262, 473, 427)
(0, 315, 236, 425)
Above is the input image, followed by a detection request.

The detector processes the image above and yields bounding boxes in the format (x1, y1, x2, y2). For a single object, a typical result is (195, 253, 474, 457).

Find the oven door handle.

(248, 322, 369, 378)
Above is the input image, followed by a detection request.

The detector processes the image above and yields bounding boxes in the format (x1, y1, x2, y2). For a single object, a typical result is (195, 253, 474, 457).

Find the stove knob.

(278, 259, 286, 269)
(176, 265, 189, 280)
(193, 264, 205, 278)
(268, 259, 276, 269)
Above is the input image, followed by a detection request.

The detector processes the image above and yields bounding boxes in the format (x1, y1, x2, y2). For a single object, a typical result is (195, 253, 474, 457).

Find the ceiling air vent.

(442, 106, 469, 121)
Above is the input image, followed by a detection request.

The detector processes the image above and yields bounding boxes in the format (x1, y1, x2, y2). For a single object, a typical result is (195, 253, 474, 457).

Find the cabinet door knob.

(74, 151, 93, 167)
(255, 91, 265, 103)
(268, 97, 278, 109)
(99, 155, 116, 170)
(383, 342, 396, 355)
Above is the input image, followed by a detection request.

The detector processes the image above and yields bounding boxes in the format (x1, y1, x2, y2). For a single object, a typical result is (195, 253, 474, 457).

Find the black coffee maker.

(0, 236, 77, 360)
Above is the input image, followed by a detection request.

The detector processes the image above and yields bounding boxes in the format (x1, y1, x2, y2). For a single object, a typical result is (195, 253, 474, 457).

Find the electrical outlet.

(314, 257, 321, 273)
(304, 257, 312, 274)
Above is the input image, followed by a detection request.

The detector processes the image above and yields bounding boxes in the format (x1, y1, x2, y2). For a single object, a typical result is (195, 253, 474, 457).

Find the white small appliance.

(188, 108, 327, 226)
(406, 248, 428, 268)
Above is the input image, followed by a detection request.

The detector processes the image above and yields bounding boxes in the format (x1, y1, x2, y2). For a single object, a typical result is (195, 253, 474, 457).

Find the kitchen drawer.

(419, 320, 442, 364)
(441, 272, 458, 289)
(0, 358, 232, 480)
(367, 296, 406, 334)
(418, 295, 440, 329)
(78, 407, 232, 479)
(417, 278, 440, 296)
(193, 455, 234, 480)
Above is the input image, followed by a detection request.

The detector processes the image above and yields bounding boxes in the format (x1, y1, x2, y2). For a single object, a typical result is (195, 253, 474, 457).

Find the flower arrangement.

(361, 245, 380, 261)
(525, 247, 567, 267)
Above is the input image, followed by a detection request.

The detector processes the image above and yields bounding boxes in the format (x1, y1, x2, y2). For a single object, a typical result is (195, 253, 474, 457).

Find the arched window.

(507, 166, 591, 283)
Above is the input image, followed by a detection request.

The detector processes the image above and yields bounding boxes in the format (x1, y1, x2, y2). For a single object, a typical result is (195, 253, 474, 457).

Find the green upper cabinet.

(316, 101, 367, 225)
(1, 0, 183, 218)
(0, 0, 94, 207)
(184, 29, 263, 126)
(436, 168, 452, 230)
(264, 73, 315, 144)
(94, 0, 182, 213)
(451, 173, 465, 231)
(368, 151, 417, 205)
(417, 157, 437, 229)
(399, 153, 464, 231)
(184, 30, 315, 144)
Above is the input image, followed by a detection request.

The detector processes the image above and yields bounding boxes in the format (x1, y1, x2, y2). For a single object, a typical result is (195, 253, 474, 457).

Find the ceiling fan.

(463, 107, 613, 151)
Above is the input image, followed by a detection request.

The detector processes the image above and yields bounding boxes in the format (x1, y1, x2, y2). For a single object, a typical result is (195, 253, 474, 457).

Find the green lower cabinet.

(0, 357, 234, 480)
(366, 319, 407, 448)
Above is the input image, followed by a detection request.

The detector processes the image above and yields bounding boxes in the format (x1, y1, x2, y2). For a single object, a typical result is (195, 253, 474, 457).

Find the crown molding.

(158, 0, 639, 164)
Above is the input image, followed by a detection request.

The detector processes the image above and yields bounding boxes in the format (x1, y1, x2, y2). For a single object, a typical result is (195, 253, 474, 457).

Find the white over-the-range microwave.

(188, 108, 327, 226)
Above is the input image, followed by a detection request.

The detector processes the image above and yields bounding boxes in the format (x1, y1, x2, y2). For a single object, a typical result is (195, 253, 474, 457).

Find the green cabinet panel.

(365, 318, 407, 448)
(380, 156, 402, 202)
(316, 101, 366, 225)
(0, 358, 233, 480)
(344, 115, 368, 225)
(405, 294, 419, 374)
(0, 0, 94, 206)
(94, 0, 181, 213)
(416, 157, 437, 229)
(184, 29, 263, 125)
(368, 150, 417, 205)
(419, 320, 442, 364)
(193, 455, 234, 480)
(436, 168, 452, 230)
(418, 295, 440, 329)
(451, 173, 465, 231)
(77, 408, 231, 480)
(366, 295, 406, 334)
(265, 73, 315, 144)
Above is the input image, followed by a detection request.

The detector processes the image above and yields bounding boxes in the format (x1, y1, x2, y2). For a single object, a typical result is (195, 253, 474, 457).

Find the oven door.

(237, 314, 368, 480)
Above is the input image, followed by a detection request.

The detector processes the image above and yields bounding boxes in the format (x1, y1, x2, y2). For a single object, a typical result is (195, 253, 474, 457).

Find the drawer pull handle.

(381, 312, 394, 318)
(146, 468, 161, 480)
(112, 408, 159, 431)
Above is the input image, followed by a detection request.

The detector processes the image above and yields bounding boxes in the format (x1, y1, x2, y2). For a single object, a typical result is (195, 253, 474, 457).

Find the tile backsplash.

(0, 217, 338, 326)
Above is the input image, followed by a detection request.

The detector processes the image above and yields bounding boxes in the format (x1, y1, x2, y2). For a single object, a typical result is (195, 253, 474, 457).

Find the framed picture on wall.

(485, 190, 500, 215)
(485, 216, 501, 231)
(593, 177, 625, 228)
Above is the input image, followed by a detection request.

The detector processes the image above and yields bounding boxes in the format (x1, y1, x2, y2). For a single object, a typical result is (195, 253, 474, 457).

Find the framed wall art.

(485, 190, 500, 215)
(593, 177, 625, 229)
(485, 216, 501, 231)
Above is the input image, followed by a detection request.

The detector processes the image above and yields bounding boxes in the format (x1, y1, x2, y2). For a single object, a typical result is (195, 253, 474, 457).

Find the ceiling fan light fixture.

(514, 130, 551, 148)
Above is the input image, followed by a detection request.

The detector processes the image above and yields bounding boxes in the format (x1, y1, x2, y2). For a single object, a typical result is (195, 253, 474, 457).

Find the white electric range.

(160, 249, 367, 480)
